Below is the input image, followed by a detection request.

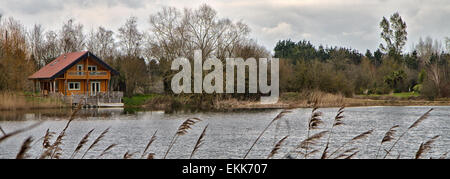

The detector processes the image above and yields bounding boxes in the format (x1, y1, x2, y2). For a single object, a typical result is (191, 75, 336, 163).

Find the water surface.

(0, 106, 449, 159)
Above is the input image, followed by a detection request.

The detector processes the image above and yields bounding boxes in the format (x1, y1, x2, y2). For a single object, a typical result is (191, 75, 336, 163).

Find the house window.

(68, 82, 80, 90)
(88, 65, 97, 71)
(77, 65, 83, 75)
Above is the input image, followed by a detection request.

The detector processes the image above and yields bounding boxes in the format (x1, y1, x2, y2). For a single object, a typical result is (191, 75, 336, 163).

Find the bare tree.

(147, 4, 261, 91)
(43, 30, 61, 63)
(415, 37, 446, 97)
(118, 17, 143, 57)
(60, 18, 85, 53)
(87, 26, 116, 59)
(28, 24, 46, 67)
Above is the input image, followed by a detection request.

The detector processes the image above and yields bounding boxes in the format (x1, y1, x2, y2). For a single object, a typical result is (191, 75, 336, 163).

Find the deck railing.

(60, 91, 124, 105)
(67, 71, 108, 77)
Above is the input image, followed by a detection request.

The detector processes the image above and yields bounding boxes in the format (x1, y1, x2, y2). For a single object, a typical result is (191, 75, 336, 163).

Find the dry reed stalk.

(0, 122, 42, 144)
(383, 108, 433, 159)
(375, 125, 399, 159)
(42, 129, 54, 149)
(70, 129, 94, 159)
(267, 135, 288, 159)
(334, 147, 358, 159)
(41, 103, 82, 159)
(16, 136, 33, 159)
(82, 127, 110, 159)
(321, 106, 345, 159)
(164, 118, 202, 159)
(0, 126, 6, 136)
(303, 104, 323, 159)
(415, 135, 439, 159)
(297, 130, 328, 158)
(243, 110, 291, 159)
(141, 130, 158, 159)
(439, 152, 448, 159)
(327, 129, 373, 159)
(190, 124, 208, 159)
(345, 151, 359, 159)
(97, 143, 117, 159)
(147, 153, 155, 159)
(123, 151, 138, 159)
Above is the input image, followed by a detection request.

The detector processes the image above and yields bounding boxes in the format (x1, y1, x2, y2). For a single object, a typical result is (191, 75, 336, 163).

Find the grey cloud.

(0, 0, 448, 53)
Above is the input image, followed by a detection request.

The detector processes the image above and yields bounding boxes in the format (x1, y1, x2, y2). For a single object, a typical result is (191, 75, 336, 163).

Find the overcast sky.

(0, 0, 449, 53)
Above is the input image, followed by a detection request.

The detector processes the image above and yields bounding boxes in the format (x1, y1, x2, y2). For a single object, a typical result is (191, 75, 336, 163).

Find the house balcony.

(66, 70, 110, 79)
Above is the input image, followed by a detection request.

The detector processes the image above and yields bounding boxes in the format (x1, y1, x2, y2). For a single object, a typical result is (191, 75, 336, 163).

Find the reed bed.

(0, 105, 446, 159)
(0, 92, 66, 110)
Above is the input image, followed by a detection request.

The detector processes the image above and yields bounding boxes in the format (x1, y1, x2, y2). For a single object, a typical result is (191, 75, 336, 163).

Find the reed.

(190, 124, 208, 159)
(267, 135, 288, 159)
(82, 127, 110, 159)
(321, 106, 345, 159)
(42, 129, 55, 149)
(16, 136, 33, 159)
(382, 108, 433, 159)
(334, 147, 358, 159)
(141, 130, 158, 159)
(0, 92, 65, 110)
(302, 103, 324, 159)
(439, 152, 448, 159)
(123, 151, 138, 159)
(0, 126, 5, 136)
(375, 125, 399, 159)
(415, 135, 439, 159)
(164, 118, 201, 159)
(71, 129, 94, 159)
(147, 153, 155, 159)
(243, 109, 291, 159)
(43, 104, 82, 159)
(97, 144, 117, 159)
(327, 129, 373, 159)
(0, 122, 42, 144)
(297, 131, 328, 158)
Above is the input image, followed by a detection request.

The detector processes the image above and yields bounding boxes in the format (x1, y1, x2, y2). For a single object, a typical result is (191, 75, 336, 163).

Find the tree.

(365, 49, 373, 60)
(28, 24, 46, 68)
(373, 49, 383, 66)
(414, 37, 448, 97)
(147, 4, 258, 92)
(379, 12, 407, 57)
(384, 70, 406, 92)
(86, 26, 116, 59)
(118, 17, 143, 57)
(43, 30, 61, 64)
(60, 19, 85, 53)
(0, 17, 34, 91)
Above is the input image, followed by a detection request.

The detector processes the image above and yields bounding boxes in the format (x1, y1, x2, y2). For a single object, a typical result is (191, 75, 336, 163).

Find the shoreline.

(209, 99, 450, 110)
(2, 94, 450, 112)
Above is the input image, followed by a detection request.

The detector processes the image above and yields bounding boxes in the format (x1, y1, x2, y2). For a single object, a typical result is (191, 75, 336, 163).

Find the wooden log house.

(28, 51, 123, 107)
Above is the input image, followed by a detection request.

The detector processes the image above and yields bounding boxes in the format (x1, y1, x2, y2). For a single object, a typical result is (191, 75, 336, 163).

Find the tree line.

(1, 7, 449, 100)
(0, 4, 268, 97)
(276, 12, 450, 99)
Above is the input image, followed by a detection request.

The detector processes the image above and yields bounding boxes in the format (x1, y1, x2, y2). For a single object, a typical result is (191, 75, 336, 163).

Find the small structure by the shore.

(28, 51, 123, 107)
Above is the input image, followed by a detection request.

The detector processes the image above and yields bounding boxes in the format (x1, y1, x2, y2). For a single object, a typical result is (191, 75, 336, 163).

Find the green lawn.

(364, 92, 420, 98)
(123, 94, 163, 107)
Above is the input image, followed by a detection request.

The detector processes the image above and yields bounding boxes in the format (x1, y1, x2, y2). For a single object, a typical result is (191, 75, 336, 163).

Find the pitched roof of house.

(28, 51, 119, 79)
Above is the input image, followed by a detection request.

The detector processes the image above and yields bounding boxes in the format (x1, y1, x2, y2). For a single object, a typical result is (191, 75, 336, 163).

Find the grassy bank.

(0, 92, 67, 111)
(125, 91, 450, 111)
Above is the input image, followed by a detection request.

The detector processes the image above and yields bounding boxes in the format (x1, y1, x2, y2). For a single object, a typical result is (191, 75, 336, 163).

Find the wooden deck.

(52, 91, 124, 108)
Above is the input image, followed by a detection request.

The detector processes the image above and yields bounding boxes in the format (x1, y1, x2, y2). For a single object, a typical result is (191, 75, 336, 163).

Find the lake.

(0, 106, 449, 159)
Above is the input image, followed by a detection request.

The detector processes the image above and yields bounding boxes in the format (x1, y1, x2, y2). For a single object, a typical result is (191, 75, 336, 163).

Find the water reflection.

(0, 108, 124, 121)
